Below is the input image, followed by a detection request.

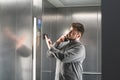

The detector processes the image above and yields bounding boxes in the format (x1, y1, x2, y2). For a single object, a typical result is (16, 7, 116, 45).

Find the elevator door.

(0, 0, 33, 80)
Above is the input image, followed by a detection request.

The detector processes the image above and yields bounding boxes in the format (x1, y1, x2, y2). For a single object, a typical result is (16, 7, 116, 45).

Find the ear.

(77, 32, 81, 38)
(78, 32, 82, 37)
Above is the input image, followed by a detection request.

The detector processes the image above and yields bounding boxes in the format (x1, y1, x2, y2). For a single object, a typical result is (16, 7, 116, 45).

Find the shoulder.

(73, 41, 85, 49)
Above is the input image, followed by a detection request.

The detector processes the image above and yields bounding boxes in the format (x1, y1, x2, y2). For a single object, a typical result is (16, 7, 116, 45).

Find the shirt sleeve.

(46, 42, 60, 58)
(48, 43, 86, 63)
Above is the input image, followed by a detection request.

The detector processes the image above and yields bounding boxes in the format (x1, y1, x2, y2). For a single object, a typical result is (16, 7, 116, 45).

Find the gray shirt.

(47, 40, 86, 80)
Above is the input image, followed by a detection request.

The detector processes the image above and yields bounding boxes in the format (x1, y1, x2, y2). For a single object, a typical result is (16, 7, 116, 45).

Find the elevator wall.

(42, 0, 101, 80)
(56, 7, 101, 80)
(57, 7, 101, 72)
(0, 0, 33, 80)
(41, 0, 57, 80)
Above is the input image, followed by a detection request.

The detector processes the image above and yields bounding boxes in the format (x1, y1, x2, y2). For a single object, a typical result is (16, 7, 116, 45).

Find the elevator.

(0, 0, 101, 80)
(41, 0, 101, 80)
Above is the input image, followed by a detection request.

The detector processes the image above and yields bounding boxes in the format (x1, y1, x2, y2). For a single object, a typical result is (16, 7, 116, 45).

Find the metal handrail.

(83, 72, 102, 75)
(42, 71, 102, 75)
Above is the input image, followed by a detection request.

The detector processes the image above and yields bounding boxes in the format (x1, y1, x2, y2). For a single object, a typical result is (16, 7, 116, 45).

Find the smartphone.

(64, 36, 69, 41)
(43, 33, 49, 39)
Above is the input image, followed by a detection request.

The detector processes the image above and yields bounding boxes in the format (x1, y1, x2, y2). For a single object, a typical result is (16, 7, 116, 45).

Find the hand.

(56, 35, 65, 45)
(45, 35, 52, 49)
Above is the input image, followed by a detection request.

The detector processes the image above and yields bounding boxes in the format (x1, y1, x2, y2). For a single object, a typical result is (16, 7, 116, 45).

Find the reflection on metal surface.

(62, 29, 70, 36)
(83, 72, 102, 75)
(0, 0, 16, 4)
(33, 0, 42, 7)
(0, 0, 33, 80)
(33, 17, 37, 80)
(47, 0, 101, 7)
(72, 12, 97, 20)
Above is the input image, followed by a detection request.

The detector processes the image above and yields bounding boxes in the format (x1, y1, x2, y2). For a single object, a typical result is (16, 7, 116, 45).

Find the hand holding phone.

(56, 35, 66, 44)
(45, 35, 52, 49)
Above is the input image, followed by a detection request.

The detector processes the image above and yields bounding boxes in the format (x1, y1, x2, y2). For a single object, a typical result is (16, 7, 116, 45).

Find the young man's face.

(66, 27, 81, 40)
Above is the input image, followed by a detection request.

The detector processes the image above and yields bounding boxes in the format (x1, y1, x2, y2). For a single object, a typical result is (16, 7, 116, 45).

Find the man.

(45, 23, 86, 80)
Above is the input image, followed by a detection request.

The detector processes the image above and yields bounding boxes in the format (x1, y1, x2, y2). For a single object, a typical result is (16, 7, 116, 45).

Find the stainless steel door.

(0, 0, 33, 80)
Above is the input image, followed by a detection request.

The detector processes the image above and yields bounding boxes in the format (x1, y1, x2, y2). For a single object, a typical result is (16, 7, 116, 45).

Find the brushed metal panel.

(56, 7, 101, 73)
(41, 0, 57, 80)
(41, 1, 101, 80)
(0, 0, 33, 80)
(15, 0, 32, 80)
(41, 5, 101, 80)
(0, 1, 17, 80)
(47, 0, 101, 7)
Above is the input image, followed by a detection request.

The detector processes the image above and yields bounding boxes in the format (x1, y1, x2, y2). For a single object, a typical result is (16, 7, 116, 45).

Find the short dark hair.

(71, 23, 85, 36)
